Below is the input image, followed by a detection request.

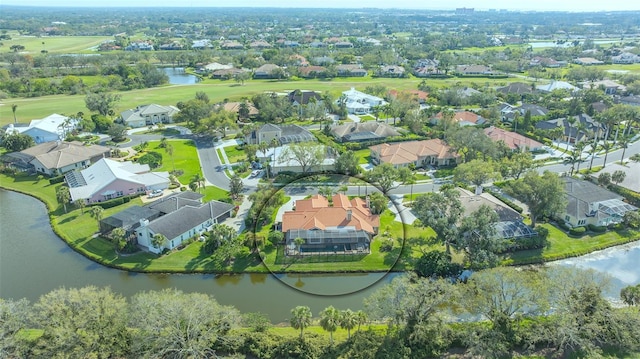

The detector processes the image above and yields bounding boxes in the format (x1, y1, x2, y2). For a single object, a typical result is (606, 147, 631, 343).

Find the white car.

(147, 189, 163, 198)
(250, 170, 261, 178)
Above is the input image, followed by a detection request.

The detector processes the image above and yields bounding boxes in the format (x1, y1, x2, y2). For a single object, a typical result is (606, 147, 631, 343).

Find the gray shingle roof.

(147, 200, 234, 241)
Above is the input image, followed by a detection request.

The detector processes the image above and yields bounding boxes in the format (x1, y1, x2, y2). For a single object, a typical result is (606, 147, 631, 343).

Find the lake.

(161, 67, 200, 85)
(0, 189, 395, 322)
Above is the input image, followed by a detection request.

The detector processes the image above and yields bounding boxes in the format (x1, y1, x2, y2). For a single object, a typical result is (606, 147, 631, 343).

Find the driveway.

(193, 136, 230, 191)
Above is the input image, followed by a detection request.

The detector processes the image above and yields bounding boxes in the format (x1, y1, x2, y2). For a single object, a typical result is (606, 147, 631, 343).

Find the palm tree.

(563, 149, 581, 176)
(355, 310, 368, 332)
(573, 141, 587, 174)
(587, 142, 600, 172)
(601, 141, 613, 168)
(74, 199, 86, 214)
(56, 186, 70, 213)
(339, 309, 358, 339)
(619, 135, 631, 164)
(611, 170, 626, 186)
(165, 143, 175, 172)
(290, 306, 312, 340)
(319, 306, 340, 345)
(151, 233, 168, 251)
(191, 173, 205, 193)
(566, 116, 578, 151)
(294, 237, 305, 256)
(11, 104, 17, 124)
(90, 206, 104, 229)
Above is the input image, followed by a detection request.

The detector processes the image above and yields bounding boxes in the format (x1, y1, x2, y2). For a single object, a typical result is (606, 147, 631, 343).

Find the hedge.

(569, 226, 586, 236)
(587, 224, 607, 233)
(49, 175, 65, 185)
(87, 193, 143, 209)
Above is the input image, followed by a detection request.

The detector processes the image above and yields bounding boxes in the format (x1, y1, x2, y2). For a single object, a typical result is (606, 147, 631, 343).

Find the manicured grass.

(1, 76, 524, 127)
(149, 139, 200, 184)
(503, 223, 640, 265)
(0, 35, 112, 54)
(353, 148, 372, 165)
(223, 145, 247, 164)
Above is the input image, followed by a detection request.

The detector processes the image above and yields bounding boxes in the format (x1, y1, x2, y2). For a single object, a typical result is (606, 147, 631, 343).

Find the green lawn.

(353, 148, 372, 165)
(504, 223, 640, 265)
(223, 145, 247, 164)
(149, 139, 201, 184)
(1, 76, 523, 127)
(1, 35, 112, 54)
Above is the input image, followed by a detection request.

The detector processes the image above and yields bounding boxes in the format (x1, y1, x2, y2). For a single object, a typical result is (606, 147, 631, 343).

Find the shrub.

(137, 151, 163, 169)
(557, 221, 571, 231)
(569, 226, 586, 236)
(587, 224, 607, 233)
(379, 239, 394, 252)
(49, 175, 65, 185)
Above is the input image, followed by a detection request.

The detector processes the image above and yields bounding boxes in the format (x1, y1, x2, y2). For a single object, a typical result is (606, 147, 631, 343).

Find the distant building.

(331, 122, 401, 143)
(119, 104, 180, 128)
(245, 124, 315, 145)
(340, 88, 386, 114)
(4, 114, 77, 144)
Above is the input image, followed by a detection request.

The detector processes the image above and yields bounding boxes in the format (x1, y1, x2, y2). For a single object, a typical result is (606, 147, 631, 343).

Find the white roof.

(272, 145, 335, 169)
(11, 114, 76, 136)
(341, 88, 386, 105)
(68, 158, 167, 201)
(536, 81, 579, 92)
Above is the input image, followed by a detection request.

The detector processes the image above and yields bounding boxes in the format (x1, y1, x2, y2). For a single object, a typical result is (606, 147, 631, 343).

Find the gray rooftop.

(147, 200, 234, 241)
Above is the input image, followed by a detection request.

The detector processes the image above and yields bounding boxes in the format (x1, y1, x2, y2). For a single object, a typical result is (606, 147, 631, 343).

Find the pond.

(0, 189, 396, 322)
(161, 67, 200, 85)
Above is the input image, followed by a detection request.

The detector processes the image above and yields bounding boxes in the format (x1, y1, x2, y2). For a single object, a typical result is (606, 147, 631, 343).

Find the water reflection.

(161, 67, 199, 85)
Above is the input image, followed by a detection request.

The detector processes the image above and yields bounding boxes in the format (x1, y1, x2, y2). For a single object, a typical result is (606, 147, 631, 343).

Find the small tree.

(294, 237, 305, 255)
(620, 284, 640, 306)
(611, 170, 626, 185)
(340, 309, 358, 339)
(290, 306, 312, 339)
(151, 233, 168, 250)
(597, 172, 611, 187)
(355, 310, 368, 332)
(229, 175, 244, 199)
(268, 231, 284, 246)
(11, 103, 17, 124)
(90, 206, 104, 229)
(74, 199, 86, 214)
(319, 306, 340, 345)
(56, 186, 71, 213)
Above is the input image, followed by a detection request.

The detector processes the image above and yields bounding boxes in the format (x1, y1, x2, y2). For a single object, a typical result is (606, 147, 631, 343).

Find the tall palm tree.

(339, 309, 358, 339)
(601, 141, 613, 168)
(56, 186, 70, 213)
(563, 149, 581, 176)
(573, 141, 587, 174)
(319, 306, 340, 345)
(355, 310, 368, 332)
(587, 142, 600, 172)
(619, 135, 631, 164)
(290, 306, 312, 340)
(11, 104, 17, 124)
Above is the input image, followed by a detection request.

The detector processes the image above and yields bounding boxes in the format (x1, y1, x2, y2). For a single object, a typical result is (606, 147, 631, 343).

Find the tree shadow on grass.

(57, 215, 77, 224)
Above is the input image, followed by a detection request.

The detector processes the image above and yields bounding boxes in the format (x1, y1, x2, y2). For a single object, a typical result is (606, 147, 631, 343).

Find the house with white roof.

(119, 104, 180, 128)
(5, 114, 77, 144)
(266, 144, 335, 174)
(65, 158, 169, 203)
(536, 81, 579, 93)
(340, 88, 387, 115)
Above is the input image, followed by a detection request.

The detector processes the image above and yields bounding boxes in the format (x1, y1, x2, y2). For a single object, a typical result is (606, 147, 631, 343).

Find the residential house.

(119, 104, 180, 128)
(376, 65, 406, 78)
(529, 56, 567, 68)
(594, 162, 640, 194)
(617, 95, 640, 107)
(191, 39, 212, 50)
(496, 82, 536, 95)
(536, 81, 579, 93)
(99, 205, 161, 236)
(388, 89, 428, 105)
(562, 177, 637, 228)
(581, 79, 627, 95)
(309, 41, 328, 48)
(288, 90, 322, 106)
(196, 62, 234, 74)
(311, 56, 334, 65)
(331, 122, 401, 143)
(159, 42, 183, 51)
(250, 40, 272, 49)
(334, 41, 354, 48)
(221, 40, 244, 50)
(253, 64, 284, 79)
(125, 41, 154, 51)
(270, 144, 335, 174)
(289, 54, 309, 67)
(456, 188, 537, 239)
(483, 126, 544, 152)
(518, 103, 549, 117)
(589, 101, 610, 114)
(535, 113, 605, 143)
(340, 88, 387, 115)
(65, 158, 170, 203)
(431, 111, 486, 127)
(455, 87, 482, 99)
(136, 199, 234, 254)
(210, 68, 248, 80)
(335, 64, 368, 77)
(297, 65, 328, 78)
(574, 57, 605, 65)
(220, 101, 259, 123)
(244, 124, 315, 145)
(612, 52, 640, 64)
(413, 58, 444, 77)
(4, 114, 77, 144)
(3, 141, 110, 176)
(281, 194, 379, 255)
(456, 64, 496, 76)
(370, 139, 458, 168)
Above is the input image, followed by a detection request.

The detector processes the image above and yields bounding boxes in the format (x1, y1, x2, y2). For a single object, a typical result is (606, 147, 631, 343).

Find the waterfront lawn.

(0, 173, 59, 210)
(503, 223, 640, 265)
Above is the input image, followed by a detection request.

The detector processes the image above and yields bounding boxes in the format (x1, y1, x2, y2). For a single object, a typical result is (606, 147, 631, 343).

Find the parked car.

(250, 170, 262, 178)
(147, 189, 163, 198)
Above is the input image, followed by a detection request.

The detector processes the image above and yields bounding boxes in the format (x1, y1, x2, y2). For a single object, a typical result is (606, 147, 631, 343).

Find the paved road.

(193, 136, 230, 191)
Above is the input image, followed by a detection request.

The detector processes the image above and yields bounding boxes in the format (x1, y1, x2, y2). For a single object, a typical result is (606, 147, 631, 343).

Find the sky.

(1, 0, 638, 12)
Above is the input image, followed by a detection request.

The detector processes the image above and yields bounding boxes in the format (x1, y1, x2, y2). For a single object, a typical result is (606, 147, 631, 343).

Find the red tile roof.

(370, 139, 457, 166)
(483, 126, 543, 150)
